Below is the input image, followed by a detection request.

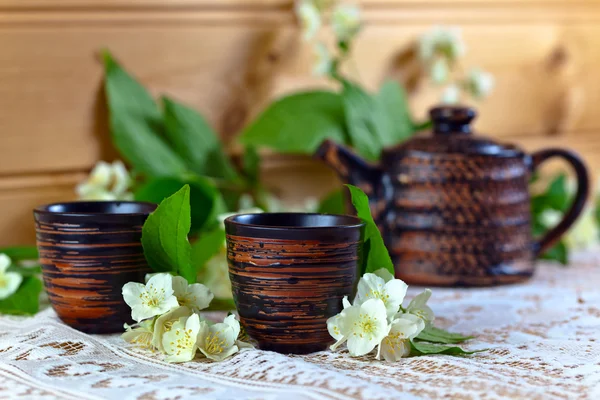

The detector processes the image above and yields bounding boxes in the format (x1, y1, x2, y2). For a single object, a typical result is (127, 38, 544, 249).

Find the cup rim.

(34, 201, 157, 217)
(224, 212, 365, 232)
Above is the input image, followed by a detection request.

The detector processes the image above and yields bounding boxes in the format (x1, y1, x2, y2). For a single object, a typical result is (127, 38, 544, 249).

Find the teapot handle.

(531, 148, 590, 256)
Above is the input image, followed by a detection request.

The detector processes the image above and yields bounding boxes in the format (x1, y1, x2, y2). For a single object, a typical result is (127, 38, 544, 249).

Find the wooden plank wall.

(1, 0, 599, 245)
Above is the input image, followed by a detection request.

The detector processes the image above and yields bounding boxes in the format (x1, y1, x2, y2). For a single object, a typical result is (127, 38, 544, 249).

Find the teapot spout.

(314, 139, 385, 198)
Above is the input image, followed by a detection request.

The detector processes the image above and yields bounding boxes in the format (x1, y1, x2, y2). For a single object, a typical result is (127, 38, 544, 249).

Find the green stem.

(413, 120, 433, 132)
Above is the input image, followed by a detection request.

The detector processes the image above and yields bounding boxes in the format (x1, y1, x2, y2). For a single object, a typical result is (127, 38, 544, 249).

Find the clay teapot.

(315, 106, 589, 286)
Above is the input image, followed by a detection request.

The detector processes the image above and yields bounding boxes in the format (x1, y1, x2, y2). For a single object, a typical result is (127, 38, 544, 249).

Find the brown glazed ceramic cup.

(225, 213, 365, 354)
(33, 201, 157, 334)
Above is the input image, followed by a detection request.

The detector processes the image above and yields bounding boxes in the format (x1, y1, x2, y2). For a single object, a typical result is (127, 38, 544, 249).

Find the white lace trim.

(0, 254, 599, 399)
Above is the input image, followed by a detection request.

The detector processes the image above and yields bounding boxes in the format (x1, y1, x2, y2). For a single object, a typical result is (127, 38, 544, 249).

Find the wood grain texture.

(1, 0, 600, 244)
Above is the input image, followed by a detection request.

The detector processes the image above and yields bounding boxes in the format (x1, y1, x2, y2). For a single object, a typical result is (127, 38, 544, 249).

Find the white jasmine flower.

(302, 197, 319, 212)
(327, 298, 390, 356)
(264, 194, 319, 213)
(313, 42, 333, 77)
(122, 273, 179, 322)
(76, 161, 113, 199)
(418, 26, 465, 63)
(376, 313, 425, 361)
(144, 272, 159, 283)
(342, 295, 352, 309)
(296, 0, 321, 41)
(197, 315, 240, 361)
(110, 160, 131, 197)
(83, 161, 112, 188)
(327, 295, 352, 342)
(76, 160, 133, 201)
(172, 276, 214, 313)
(540, 209, 562, 228)
(405, 289, 435, 326)
(565, 178, 577, 197)
(162, 314, 201, 363)
(464, 68, 494, 99)
(222, 314, 254, 350)
(265, 194, 284, 212)
(223, 314, 240, 338)
(238, 193, 255, 210)
(441, 84, 461, 104)
(0, 254, 22, 300)
(122, 319, 155, 349)
(430, 58, 449, 85)
(331, 3, 361, 42)
(81, 190, 119, 201)
(151, 306, 193, 352)
(354, 272, 408, 319)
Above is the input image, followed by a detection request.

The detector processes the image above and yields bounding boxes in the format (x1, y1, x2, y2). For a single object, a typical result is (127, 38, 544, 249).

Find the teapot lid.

(385, 106, 524, 158)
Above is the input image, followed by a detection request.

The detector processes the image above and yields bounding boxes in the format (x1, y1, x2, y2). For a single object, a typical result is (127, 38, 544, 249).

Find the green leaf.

(529, 173, 571, 264)
(141, 185, 194, 282)
(540, 174, 570, 212)
(242, 146, 261, 186)
(341, 81, 383, 161)
(162, 97, 240, 182)
(530, 194, 549, 216)
(0, 276, 42, 316)
(0, 246, 38, 262)
(375, 80, 415, 147)
(317, 188, 346, 215)
(239, 91, 347, 153)
(413, 119, 433, 131)
(191, 228, 226, 275)
(212, 191, 229, 219)
(345, 184, 394, 276)
(416, 326, 475, 344)
(135, 176, 220, 233)
(337, 40, 350, 54)
(206, 297, 236, 311)
(7, 265, 42, 277)
(102, 50, 187, 177)
(219, 189, 242, 213)
(410, 341, 483, 356)
(541, 241, 568, 265)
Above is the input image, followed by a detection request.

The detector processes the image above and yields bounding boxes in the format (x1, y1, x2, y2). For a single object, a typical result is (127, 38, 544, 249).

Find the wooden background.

(2, 0, 599, 245)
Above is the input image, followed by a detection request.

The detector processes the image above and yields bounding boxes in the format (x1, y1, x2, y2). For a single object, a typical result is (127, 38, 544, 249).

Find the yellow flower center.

(383, 330, 406, 354)
(139, 283, 166, 308)
(131, 332, 153, 349)
(413, 310, 426, 320)
(0, 275, 7, 288)
(353, 313, 378, 338)
(367, 288, 390, 306)
(163, 320, 175, 331)
(205, 331, 226, 354)
(168, 328, 195, 357)
(178, 293, 198, 309)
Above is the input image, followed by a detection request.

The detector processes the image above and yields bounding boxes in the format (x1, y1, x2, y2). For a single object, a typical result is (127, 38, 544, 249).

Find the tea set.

(32, 106, 589, 354)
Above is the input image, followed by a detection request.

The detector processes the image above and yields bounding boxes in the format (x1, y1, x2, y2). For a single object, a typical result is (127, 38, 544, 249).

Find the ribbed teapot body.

(381, 150, 535, 286)
(378, 106, 536, 286)
(316, 106, 589, 286)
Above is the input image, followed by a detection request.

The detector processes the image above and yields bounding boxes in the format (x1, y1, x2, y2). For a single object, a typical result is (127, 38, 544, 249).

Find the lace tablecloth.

(1, 255, 599, 400)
